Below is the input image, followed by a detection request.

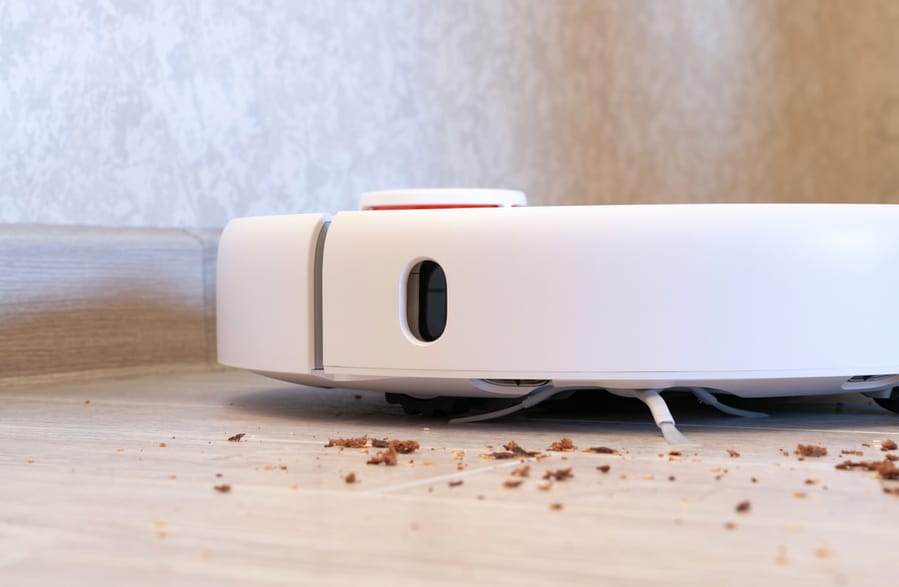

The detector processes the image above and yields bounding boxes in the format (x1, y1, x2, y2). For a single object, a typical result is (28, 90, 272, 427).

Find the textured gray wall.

(2, 1, 899, 228)
(1, 0, 594, 227)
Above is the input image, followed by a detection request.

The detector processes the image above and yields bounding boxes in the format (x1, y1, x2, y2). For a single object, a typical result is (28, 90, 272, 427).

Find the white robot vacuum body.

(216, 190, 899, 441)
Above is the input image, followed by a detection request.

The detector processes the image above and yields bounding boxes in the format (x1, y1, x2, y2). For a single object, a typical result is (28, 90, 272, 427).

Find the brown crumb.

(83, 400, 90, 405)
(213, 484, 231, 493)
(751, 477, 758, 483)
(887, 454, 899, 462)
(724, 522, 737, 531)
(542, 468, 574, 481)
(735, 500, 751, 513)
(814, 545, 832, 558)
(288, 484, 298, 490)
(159, 442, 167, 448)
(279, 464, 287, 471)
(326, 435, 367, 448)
(835, 458, 899, 479)
(727, 448, 741, 458)
(448, 479, 464, 487)
(390, 440, 420, 454)
(862, 442, 872, 447)
(451, 450, 465, 460)
(480, 452, 516, 459)
(367, 447, 398, 466)
(456, 462, 466, 470)
(804, 478, 819, 485)
(537, 482, 553, 491)
(511, 465, 531, 477)
(883, 486, 899, 495)
(215, 473, 223, 477)
(794, 492, 807, 499)
(168, 474, 176, 480)
(584, 446, 619, 455)
(841, 449, 864, 456)
(668, 475, 676, 482)
(503, 479, 524, 489)
(882, 439, 897, 451)
(371, 438, 420, 453)
(344, 472, 357, 483)
(668, 449, 682, 457)
(503, 441, 540, 457)
(597, 465, 611, 473)
(795, 444, 827, 457)
(548, 502, 563, 511)
(547, 437, 577, 452)
(227, 433, 246, 442)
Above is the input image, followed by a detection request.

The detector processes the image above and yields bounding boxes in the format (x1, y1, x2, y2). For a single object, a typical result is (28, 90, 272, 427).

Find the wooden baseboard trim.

(0, 224, 220, 384)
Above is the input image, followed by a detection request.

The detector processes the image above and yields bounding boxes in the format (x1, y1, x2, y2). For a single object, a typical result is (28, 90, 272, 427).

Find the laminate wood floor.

(2, 371, 898, 586)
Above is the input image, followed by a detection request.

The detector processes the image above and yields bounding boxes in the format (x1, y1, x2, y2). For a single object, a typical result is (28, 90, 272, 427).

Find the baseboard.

(0, 224, 220, 385)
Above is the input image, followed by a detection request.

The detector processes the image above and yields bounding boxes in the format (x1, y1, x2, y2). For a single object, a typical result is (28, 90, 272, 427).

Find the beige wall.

(2, 1, 898, 228)
(549, 0, 899, 206)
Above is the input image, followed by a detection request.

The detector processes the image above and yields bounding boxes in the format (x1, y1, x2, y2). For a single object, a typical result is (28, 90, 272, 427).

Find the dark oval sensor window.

(407, 260, 446, 342)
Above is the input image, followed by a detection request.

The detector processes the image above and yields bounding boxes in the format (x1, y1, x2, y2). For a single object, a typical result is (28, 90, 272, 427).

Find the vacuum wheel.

(873, 388, 899, 413)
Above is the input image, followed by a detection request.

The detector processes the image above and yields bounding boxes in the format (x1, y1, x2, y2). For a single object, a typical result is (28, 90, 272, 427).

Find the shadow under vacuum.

(229, 384, 899, 437)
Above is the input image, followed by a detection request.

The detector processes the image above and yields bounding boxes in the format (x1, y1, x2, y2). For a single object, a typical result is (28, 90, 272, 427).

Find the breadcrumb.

(366, 447, 398, 466)
(326, 435, 367, 448)
(547, 438, 577, 452)
(795, 444, 827, 457)
(583, 446, 619, 455)
(542, 468, 574, 481)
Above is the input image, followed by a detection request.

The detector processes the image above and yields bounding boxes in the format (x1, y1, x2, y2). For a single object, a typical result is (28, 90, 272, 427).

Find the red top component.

(369, 204, 501, 211)
(359, 189, 527, 211)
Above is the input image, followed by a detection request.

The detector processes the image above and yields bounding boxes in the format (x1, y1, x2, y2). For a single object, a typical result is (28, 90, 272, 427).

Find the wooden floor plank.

(1, 371, 898, 586)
